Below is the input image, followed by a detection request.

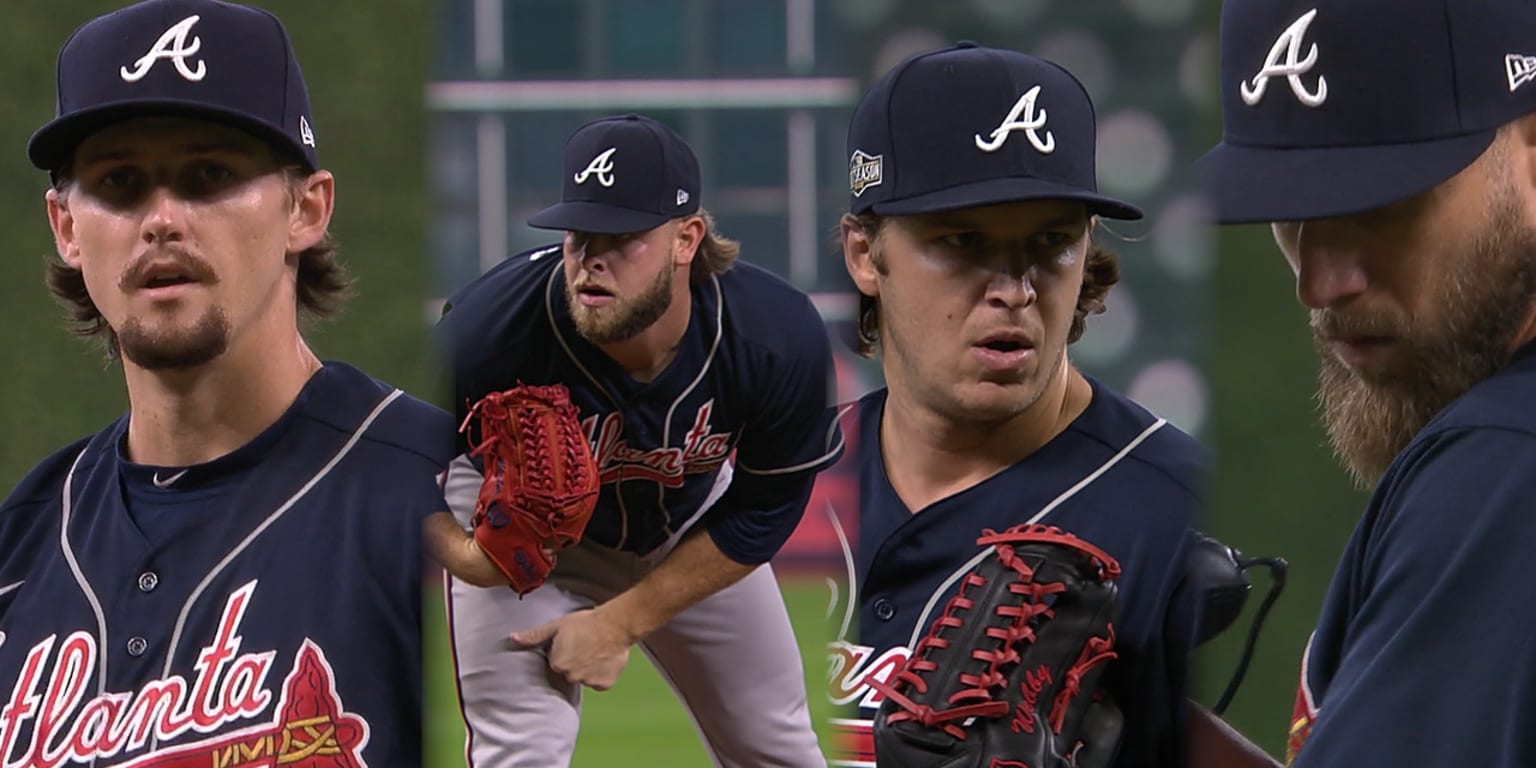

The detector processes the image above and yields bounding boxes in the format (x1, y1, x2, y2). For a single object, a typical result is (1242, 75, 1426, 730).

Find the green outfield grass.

(424, 576, 837, 767)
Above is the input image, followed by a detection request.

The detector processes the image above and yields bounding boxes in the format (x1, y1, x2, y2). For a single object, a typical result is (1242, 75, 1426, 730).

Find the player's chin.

(947, 379, 1043, 421)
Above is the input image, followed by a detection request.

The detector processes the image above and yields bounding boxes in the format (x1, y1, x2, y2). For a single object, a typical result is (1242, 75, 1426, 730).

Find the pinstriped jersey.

(438, 246, 844, 564)
(824, 381, 1204, 768)
(0, 362, 452, 767)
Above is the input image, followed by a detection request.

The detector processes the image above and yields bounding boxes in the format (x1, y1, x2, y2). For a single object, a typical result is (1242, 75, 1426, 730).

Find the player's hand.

(509, 607, 636, 691)
(423, 511, 508, 588)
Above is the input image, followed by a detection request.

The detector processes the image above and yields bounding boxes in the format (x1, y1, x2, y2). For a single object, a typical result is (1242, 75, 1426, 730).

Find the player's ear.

(286, 169, 335, 256)
(841, 213, 880, 298)
(672, 214, 705, 267)
(46, 186, 83, 269)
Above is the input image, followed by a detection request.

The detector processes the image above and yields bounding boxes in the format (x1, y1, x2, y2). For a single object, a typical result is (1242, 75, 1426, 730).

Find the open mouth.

(576, 284, 614, 300)
(980, 339, 1027, 353)
(144, 274, 196, 289)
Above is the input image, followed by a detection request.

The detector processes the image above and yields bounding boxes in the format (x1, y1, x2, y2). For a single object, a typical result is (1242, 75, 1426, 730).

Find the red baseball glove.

(460, 382, 601, 595)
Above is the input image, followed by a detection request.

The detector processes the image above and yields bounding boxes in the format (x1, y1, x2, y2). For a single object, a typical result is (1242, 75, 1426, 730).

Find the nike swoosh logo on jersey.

(528, 246, 560, 261)
(152, 469, 189, 488)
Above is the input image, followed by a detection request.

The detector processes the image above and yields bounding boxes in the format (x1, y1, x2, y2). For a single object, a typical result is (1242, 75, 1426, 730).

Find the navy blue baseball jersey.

(438, 246, 844, 565)
(1287, 342, 1536, 767)
(0, 362, 452, 767)
(827, 380, 1204, 768)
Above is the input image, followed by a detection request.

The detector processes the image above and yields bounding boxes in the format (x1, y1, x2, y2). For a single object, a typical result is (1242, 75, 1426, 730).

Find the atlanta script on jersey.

(0, 363, 453, 766)
(823, 382, 1204, 768)
(439, 247, 843, 566)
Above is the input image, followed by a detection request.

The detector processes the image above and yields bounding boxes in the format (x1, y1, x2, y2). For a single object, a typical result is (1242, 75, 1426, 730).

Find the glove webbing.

(460, 384, 593, 542)
(870, 525, 1121, 742)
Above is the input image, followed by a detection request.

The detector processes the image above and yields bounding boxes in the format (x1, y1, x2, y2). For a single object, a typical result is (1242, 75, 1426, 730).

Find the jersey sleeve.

(1292, 427, 1536, 768)
(704, 307, 845, 565)
(0, 436, 94, 625)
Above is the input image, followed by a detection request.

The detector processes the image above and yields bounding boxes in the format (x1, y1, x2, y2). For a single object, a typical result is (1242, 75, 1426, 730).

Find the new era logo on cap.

(845, 42, 1140, 220)
(28, 0, 320, 174)
(1507, 54, 1536, 93)
(1203, 0, 1536, 224)
(528, 114, 702, 235)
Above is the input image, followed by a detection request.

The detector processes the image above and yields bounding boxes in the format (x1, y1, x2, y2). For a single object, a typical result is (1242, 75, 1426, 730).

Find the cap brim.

(527, 201, 674, 234)
(1198, 130, 1496, 225)
(870, 177, 1143, 220)
(27, 99, 312, 174)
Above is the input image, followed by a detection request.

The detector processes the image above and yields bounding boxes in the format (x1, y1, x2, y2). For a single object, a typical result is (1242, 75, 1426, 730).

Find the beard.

(1314, 188, 1536, 488)
(117, 307, 232, 371)
(566, 255, 676, 344)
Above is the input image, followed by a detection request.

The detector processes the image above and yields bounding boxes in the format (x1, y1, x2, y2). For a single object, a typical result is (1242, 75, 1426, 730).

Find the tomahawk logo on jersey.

(822, 382, 1204, 768)
(0, 363, 452, 767)
(438, 246, 844, 563)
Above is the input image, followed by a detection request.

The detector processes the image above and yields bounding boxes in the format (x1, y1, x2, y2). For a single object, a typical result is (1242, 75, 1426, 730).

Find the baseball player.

(1201, 0, 1536, 766)
(429, 113, 844, 766)
(0, 1, 452, 766)
(822, 44, 1206, 768)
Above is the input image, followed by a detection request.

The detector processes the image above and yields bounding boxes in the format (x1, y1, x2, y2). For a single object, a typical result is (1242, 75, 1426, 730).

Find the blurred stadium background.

(0, 1, 1368, 765)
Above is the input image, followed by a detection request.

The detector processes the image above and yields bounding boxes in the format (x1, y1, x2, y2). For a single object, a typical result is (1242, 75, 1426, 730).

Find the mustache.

(1309, 308, 1407, 339)
(118, 246, 217, 292)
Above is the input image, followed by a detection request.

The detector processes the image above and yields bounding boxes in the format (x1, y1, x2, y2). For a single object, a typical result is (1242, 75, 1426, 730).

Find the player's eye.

(96, 167, 146, 194)
(1031, 231, 1077, 254)
(83, 167, 149, 206)
(181, 160, 238, 196)
(938, 232, 987, 251)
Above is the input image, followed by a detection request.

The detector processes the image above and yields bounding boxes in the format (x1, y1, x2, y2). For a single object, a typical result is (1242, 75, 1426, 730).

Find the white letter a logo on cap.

(121, 14, 207, 83)
(574, 147, 618, 188)
(975, 86, 1055, 154)
(1241, 8, 1327, 107)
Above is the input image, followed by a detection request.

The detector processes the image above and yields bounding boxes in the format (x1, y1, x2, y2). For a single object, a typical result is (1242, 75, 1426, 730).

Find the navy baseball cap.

(846, 42, 1141, 220)
(28, 0, 319, 175)
(1202, 0, 1536, 224)
(528, 114, 702, 235)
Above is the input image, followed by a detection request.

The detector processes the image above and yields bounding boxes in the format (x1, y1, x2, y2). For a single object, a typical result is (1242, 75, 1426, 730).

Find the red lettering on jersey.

(1286, 636, 1318, 765)
(0, 636, 52, 762)
(0, 582, 366, 768)
(826, 641, 911, 710)
(1287, 679, 1316, 765)
(583, 401, 733, 488)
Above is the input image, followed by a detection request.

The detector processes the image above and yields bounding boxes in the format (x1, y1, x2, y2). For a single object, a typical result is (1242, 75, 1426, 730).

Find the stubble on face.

(566, 247, 676, 344)
(114, 246, 231, 371)
(1314, 179, 1536, 487)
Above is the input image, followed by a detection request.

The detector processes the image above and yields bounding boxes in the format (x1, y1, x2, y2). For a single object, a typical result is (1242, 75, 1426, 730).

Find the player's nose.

(983, 268, 1038, 310)
(1283, 220, 1368, 310)
(139, 186, 189, 245)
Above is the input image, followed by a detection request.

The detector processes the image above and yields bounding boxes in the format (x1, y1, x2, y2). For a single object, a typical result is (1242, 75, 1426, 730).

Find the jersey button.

(874, 598, 896, 621)
(126, 636, 148, 657)
(137, 572, 159, 593)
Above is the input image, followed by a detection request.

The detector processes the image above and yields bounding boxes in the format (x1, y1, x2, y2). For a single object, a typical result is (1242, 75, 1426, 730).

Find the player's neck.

(880, 360, 1092, 513)
(597, 282, 693, 384)
(120, 322, 323, 468)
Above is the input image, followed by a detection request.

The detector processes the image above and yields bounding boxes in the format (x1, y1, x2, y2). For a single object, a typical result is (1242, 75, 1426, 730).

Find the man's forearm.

(598, 529, 756, 642)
